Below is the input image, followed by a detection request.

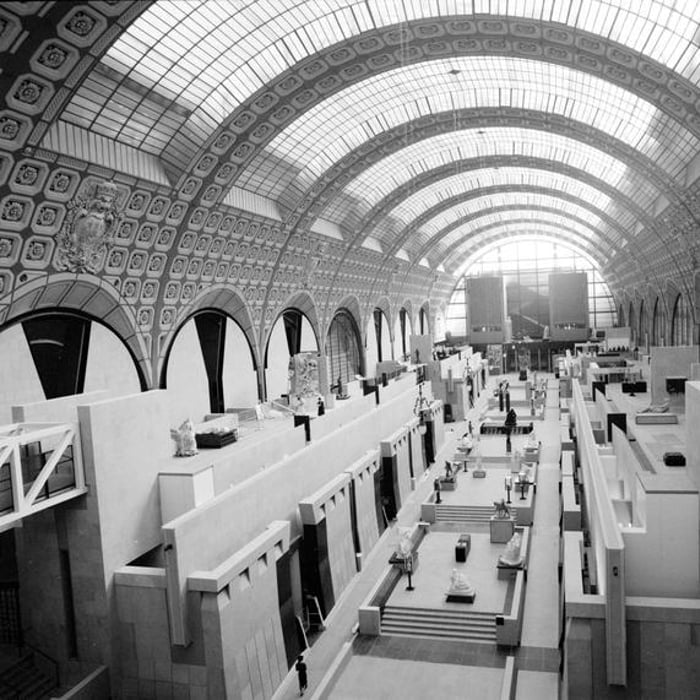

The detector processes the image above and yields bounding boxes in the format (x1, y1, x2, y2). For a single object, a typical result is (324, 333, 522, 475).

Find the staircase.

(0, 653, 56, 700)
(381, 605, 496, 643)
(436, 504, 521, 525)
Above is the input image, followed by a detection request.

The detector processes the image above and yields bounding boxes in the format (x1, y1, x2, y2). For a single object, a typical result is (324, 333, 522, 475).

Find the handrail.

(24, 643, 59, 688)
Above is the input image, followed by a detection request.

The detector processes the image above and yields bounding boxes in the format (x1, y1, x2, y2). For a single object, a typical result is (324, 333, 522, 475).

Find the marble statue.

(396, 528, 412, 558)
(448, 568, 475, 597)
(170, 418, 198, 457)
(498, 532, 523, 568)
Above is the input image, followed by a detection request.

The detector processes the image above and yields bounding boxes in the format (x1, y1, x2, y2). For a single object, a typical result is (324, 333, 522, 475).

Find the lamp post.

(504, 473, 512, 504)
(518, 470, 527, 500)
(405, 554, 415, 591)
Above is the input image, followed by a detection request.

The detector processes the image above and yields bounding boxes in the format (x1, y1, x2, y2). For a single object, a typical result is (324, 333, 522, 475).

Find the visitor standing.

(296, 654, 308, 696)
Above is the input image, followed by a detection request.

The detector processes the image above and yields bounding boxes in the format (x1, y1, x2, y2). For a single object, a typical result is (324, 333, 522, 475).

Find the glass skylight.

(337, 129, 660, 222)
(244, 56, 688, 208)
(372, 168, 641, 249)
(377, 191, 620, 263)
(63, 2, 700, 176)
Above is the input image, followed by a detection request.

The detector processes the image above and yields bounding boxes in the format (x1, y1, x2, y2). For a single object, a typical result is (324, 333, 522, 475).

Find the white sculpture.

(170, 418, 198, 457)
(448, 568, 475, 594)
(498, 532, 523, 567)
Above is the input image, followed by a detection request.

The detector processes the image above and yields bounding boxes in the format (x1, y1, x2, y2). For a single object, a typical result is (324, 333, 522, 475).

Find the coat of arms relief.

(55, 179, 125, 274)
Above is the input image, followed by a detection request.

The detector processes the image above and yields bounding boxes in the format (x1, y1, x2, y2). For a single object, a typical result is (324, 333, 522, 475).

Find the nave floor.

(272, 373, 563, 700)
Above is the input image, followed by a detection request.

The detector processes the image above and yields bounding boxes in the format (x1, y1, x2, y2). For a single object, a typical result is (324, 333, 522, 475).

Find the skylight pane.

(56, 1, 700, 172)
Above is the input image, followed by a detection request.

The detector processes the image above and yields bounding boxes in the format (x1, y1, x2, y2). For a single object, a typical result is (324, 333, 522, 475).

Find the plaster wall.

(430, 400, 446, 453)
(200, 546, 288, 700)
(394, 430, 412, 507)
(299, 315, 318, 352)
(163, 381, 425, 642)
(409, 334, 432, 365)
(77, 390, 171, 577)
(686, 381, 700, 491)
(380, 313, 392, 361)
(346, 451, 381, 557)
(324, 484, 357, 604)
(165, 319, 210, 427)
(265, 320, 291, 400)
(406, 419, 425, 477)
(0, 322, 46, 424)
(366, 317, 379, 372)
(650, 345, 698, 405)
(83, 322, 142, 398)
(623, 481, 699, 598)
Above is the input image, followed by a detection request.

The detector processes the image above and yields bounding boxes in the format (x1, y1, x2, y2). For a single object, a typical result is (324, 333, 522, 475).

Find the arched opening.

(326, 309, 363, 391)
(651, 298, 664, 347)
(638, 300, 647, 352)
(162, 310, 258, 427)
(367, 308, 391, 374)
(0, 311, 144, 425)
(671, 294, 691, 346)
(628, 302, 636, 345)
(419, 306, 429, 335)
(394, 307, 412, 361)
(264, 308, 319, 402)
(618, 304, 626, 327)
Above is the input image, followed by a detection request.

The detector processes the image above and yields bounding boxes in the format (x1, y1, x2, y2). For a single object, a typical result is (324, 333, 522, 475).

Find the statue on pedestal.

(447, 568, 475, 598)
(170, 418, 198, 457)
(498, 532, 523, 568)
(493, 498, 511, 519)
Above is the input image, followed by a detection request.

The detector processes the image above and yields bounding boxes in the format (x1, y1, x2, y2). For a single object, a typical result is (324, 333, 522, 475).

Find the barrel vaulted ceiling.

(1, 0, 700, 382)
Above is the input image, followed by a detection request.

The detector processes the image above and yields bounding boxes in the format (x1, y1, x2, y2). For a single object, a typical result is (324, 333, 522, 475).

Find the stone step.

(381, 607, 497, 643)
(0, 654, 54, 700)
(380, 623, 497, 643)
(382, 617, 494, 635)
(383, 605, 495, 621)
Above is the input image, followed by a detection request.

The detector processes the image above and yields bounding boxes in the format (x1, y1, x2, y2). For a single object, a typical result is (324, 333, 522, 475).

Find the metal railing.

(0, 423, 86, 532)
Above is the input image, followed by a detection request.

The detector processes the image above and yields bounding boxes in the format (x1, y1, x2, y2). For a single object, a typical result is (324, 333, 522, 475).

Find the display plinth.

(490, 516, 516, 543)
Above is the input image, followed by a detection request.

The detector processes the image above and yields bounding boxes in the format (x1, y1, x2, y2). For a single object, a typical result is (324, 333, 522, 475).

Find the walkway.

(272, 374, 563, 700)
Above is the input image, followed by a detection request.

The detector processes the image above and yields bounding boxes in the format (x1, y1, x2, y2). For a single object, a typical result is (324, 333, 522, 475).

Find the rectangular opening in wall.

(59, 548, 78, 659)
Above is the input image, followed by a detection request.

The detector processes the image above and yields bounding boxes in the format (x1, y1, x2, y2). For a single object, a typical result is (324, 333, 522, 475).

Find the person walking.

(296, 654, 308, 696)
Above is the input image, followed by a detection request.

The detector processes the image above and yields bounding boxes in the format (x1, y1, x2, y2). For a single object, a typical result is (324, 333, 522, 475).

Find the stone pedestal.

(490, 516, 516, 543)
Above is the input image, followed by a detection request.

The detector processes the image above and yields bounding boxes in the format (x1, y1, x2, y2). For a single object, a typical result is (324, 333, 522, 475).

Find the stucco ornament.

(55, 180, 122, 273)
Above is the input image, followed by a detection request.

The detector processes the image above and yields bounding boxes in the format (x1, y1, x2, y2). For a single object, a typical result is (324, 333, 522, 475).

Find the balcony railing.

(0, 423, 87, 532)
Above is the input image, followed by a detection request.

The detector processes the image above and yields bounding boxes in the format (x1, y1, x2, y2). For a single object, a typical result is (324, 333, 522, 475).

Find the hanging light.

(414, 381, 430, 435)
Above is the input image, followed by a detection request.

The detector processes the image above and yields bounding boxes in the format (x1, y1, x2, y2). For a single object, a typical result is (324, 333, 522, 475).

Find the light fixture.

(414, 381, 430, 435)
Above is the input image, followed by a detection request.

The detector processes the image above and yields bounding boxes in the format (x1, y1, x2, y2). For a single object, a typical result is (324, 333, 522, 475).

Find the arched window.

(327, 310, 362, 389)
(671, 294, 690, 346)
(618, 304, 626, 327)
